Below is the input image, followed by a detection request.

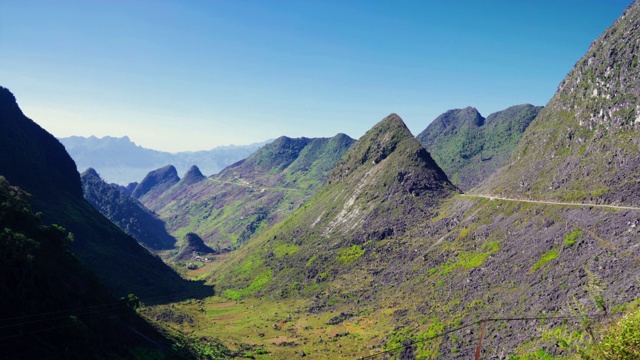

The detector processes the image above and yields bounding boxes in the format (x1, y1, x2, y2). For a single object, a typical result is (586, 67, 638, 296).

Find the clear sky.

(0, 1, 633, 152)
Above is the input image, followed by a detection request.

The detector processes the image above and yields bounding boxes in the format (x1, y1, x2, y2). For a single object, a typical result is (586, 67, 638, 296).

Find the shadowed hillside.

(0, 86, 211, 302)
(81, 168, 176, 250)
(0, 177, 203, 359)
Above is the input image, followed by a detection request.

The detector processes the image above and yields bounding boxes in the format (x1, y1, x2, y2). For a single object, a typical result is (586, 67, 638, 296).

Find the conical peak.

(357, 113, 413, 148)
(179, 165, 206, 186)
(330, 113, 453, 188)
(131, 164, 180, 199)
(184, 165, 204, 178)
(442, 107, 484, 127)
(376, 113, 409, 130)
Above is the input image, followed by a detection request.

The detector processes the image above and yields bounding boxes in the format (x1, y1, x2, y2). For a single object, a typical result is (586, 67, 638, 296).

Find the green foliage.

(456, 227, 470, 240)
(431, 241, 500, 276)
(337, 245, 365, 266)
(122, 293, 141, 309)
(417, 105, 542, 190)
(598, 307, 640, 358)
(273, 244, 299, 258)
(508, 349, 555, 360)
(222, 269, 273, 300)
(564, 228, 582, 247)
(306, 254, 318, 266)
(529, 249, 559, 273)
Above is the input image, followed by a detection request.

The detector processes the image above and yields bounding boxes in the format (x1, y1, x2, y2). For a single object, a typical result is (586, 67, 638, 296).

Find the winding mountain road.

(461, 194, 640, 211)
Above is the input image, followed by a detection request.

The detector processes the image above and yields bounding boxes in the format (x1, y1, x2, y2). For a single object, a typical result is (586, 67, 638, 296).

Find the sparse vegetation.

(565, 228, 582, 247)
(337, 244, 365, 265)
(530, 249, 559, 273)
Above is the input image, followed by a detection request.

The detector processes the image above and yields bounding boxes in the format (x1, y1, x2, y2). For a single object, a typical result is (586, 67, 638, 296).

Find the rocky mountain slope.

(477, 1, 640, 206)
(184, 4, 640, 357)
(0, 86, 209, 302)
(140, 134, 355, 251)
(81, 168, 176, 250)
(213, 113, 459, 299)
(416, 104, 542, 191)
(60, 135, 265, 184)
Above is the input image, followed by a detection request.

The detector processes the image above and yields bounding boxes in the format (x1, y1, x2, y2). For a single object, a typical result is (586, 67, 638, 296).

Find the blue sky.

(0, 1, 632, 152)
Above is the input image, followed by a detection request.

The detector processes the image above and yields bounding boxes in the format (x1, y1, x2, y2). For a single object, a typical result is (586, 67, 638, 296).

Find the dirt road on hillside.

(461, 194, 640, 211)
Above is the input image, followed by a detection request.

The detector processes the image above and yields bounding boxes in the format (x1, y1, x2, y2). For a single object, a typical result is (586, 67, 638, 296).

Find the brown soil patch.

(206, 301, 237, 309)
(212, 312, 246, 322)
(267, 335, 298, 344)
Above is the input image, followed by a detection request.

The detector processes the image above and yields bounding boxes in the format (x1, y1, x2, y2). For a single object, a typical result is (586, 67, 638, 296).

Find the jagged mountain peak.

(214, 113, 457, 299)
(417, 104, 542, 190)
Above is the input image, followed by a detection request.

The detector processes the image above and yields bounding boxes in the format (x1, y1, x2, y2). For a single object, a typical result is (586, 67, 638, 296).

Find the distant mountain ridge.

(417, 104, 542, 190)
(59, 135, 267, 184)
(0, 85, 209, 301)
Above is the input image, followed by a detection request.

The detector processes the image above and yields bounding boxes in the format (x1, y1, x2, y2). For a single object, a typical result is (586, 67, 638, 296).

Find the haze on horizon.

(0, 0, 632, 152)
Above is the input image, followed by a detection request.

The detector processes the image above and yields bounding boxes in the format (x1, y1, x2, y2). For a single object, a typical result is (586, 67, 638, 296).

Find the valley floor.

(144, 194, 640, 359)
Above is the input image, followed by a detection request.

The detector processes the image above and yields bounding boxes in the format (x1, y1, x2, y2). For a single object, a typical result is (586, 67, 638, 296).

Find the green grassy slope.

(142, 134, 355, 252)
(184, 194, 639, 358)
(212, 113, 458, 301)
(153, 4, 640, 357)
(416, 104, 542, 191)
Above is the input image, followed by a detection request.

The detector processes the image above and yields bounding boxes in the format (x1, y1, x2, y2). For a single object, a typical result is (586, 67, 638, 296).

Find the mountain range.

(59, 135, 267, 184)
(164, 2, 640, 358)
(2, 1, 640, 358)
(81, 167, 177, 250)
(139, 134, 356, 252)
